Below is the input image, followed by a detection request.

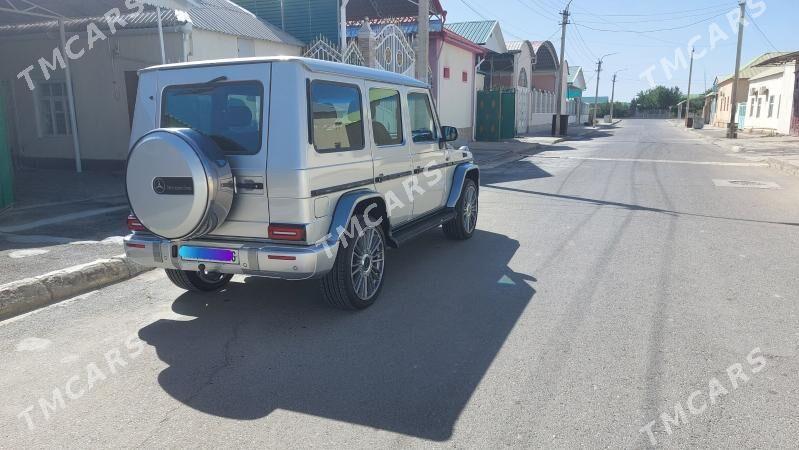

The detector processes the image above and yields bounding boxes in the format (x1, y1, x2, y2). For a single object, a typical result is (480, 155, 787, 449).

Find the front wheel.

(321, 214, 386, 310)
(165, 269, 233, 292)
(443, 178, 478, 240)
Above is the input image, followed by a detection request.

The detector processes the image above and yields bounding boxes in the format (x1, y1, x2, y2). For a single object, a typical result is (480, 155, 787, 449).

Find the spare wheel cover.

(126, 128, 233, 240)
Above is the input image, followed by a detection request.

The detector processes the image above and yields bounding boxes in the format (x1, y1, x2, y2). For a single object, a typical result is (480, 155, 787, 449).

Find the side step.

(388, 208, 456, 247)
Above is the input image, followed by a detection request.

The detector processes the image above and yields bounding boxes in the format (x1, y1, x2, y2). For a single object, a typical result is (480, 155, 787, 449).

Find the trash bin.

(693, 119, 704, 129)
(685, 117, 694, 128)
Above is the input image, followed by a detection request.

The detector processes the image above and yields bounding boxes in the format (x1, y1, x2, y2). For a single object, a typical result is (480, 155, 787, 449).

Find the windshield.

(161, 81, 263, 155)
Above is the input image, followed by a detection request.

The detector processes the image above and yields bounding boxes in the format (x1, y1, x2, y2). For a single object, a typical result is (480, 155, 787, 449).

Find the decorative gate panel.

(303, 36, 342, 62)
(374, 24, 415, 77)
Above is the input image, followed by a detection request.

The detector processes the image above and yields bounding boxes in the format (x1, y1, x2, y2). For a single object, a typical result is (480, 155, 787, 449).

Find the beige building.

(0, 0, 301, 171)
(742, 60, 797, 135)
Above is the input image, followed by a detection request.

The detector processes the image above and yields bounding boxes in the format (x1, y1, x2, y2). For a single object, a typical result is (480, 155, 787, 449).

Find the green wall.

(233, 0, 340, 45)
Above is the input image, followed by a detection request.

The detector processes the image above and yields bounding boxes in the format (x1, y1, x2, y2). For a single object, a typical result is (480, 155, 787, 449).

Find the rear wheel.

(443, 178, 478, 240)
(165, 269, 233, 292)
(321, 214, 386, 310)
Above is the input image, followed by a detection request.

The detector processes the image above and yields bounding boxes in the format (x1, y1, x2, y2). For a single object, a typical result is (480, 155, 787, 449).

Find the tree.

(632, 86, 683, 111)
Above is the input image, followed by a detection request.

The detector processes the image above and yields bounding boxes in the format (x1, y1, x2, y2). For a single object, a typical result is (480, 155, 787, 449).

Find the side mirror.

(440, 125, 458, 143)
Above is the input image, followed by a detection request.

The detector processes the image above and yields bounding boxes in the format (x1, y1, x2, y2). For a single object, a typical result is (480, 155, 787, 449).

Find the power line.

(571, 21, 597, 60)
(514, 0, 558, 20)
(574, 2, 732, 18)
(573, 11, 728, 34)
(746, 10, 780, 52)
(456, 0, 526, 40)
(574, 7, 731, 25)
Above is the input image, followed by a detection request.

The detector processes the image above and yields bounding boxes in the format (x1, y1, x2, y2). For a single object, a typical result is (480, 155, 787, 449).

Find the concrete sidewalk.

(0, 168, 129, 285)
(469, 122, 618, 168)
(669, 120, 799, 176)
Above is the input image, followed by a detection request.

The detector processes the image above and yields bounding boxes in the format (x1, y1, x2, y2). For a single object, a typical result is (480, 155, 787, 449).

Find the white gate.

(374, 24, 415, 77)
(303, 36, 341, 62)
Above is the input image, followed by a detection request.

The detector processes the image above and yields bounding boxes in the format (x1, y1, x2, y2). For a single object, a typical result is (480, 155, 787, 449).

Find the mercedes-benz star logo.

(153, 178, 166, 194)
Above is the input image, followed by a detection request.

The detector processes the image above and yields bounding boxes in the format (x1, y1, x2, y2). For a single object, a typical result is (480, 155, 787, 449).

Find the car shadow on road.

(139, 229, 536, 441)
(481, 158, 553, 184)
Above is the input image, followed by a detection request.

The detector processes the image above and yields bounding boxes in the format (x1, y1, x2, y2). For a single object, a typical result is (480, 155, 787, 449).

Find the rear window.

(309, 80, 365, 152)
(161, 81, 263, 155)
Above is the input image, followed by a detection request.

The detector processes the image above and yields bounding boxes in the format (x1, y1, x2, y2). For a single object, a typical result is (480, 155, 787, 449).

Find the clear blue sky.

(442, 0, 797, 101)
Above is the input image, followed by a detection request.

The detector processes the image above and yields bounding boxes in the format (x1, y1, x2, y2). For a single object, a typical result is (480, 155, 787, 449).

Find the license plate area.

(178, 246, 238, 264)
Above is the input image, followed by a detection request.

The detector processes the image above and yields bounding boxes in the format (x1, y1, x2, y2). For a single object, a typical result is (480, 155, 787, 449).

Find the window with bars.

(37, 82, 71, 136)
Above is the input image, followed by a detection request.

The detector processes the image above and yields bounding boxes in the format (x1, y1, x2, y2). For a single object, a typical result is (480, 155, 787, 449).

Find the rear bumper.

(124, 234, 339, 280)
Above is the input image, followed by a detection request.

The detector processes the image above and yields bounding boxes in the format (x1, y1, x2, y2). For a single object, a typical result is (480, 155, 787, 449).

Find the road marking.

(16, 337, 52, 352)
(497, 275, 516, 285)
(0, 205, 129, 233)
(532, 155, 769, 167)
(8, 249, 49, 259)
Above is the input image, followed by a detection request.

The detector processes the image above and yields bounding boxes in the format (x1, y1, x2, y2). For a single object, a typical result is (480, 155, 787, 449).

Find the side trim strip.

(310, 159, 474, 197)
(311, 178, 373, 197)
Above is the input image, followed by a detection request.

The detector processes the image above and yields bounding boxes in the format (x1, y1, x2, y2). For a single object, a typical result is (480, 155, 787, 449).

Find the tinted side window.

(408, 92, 438, 143)
(162, 81, 263, 155)
(309, 81, 364, 152)
(369, 88, 403, 146)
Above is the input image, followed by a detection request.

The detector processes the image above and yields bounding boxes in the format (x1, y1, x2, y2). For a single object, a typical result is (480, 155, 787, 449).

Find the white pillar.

(415, 0, 429, 81)
(157, 7, 166, 64)
(59, 19, 82, 173)
(339, 0, 349, 51)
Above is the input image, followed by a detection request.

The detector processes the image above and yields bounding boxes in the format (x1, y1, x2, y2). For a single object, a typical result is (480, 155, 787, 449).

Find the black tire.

(321, 214, 386, 310)
(165, 269, 233, 292)
(443, 178, 478, 240)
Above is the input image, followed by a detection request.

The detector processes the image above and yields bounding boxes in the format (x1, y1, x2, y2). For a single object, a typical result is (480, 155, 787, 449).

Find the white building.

(0, 0, 302, 171)
(743, 59, 797, 135)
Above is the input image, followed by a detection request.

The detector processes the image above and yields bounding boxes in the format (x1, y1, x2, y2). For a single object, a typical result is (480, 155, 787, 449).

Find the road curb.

(0, 256, 152, 321)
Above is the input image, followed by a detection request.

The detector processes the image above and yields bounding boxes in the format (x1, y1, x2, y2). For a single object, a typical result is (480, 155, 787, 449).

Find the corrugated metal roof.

(505, 41, 523, 52)
(0, 0, 302, 46)
(717, 52, 791, 84)
(444, 20, 497, 45)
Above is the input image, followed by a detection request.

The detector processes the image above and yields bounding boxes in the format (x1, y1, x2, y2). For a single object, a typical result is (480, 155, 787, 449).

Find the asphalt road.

(2, 119, 798, 448)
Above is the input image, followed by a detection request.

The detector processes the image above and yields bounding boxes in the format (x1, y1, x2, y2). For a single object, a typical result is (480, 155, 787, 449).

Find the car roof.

(140, 56, 429, 89)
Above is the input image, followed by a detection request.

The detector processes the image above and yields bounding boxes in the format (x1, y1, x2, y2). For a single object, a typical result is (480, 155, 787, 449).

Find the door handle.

(375, 173, 384, 183)
(413, 166, 422, 174)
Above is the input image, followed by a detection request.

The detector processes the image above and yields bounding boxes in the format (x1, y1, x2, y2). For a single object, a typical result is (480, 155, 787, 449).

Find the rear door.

(157, 63, 271, 238)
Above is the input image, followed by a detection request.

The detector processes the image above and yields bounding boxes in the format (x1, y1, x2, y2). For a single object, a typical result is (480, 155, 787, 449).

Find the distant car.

(124, 57, 479, 309)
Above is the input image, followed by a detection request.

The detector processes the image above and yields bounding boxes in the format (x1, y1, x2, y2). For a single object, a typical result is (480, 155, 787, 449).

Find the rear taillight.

(268, 224, 306, 241)
(127, 214, 147, 232)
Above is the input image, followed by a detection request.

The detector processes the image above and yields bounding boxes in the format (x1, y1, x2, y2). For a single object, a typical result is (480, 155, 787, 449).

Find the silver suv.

(125, 57, 479, 309)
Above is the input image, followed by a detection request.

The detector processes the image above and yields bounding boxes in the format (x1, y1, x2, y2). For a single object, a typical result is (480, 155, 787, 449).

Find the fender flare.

(325, 189, 389, 246)
(446, 162, 480, 208)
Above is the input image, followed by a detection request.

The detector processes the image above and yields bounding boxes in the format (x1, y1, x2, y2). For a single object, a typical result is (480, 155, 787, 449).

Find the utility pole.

(415, 0, 429, 82)
(685, 46, 695, 124)
(591, 53, 616, 126)
(592, 59, 602, 126)
(553, 0, 572, 136)
(609, 69, 626, 121)
(727, 0, 746, 138)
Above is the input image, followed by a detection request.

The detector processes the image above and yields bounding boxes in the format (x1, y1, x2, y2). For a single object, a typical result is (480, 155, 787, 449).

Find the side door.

(157, 64, 270, 238)
(366, 82, 414, 225)
(407, 90, 447, 217)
